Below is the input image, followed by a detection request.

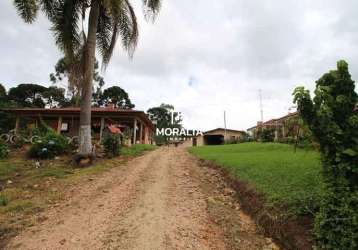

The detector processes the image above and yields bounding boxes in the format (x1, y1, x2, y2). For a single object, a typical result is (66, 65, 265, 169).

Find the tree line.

(0, 83, 134, 109)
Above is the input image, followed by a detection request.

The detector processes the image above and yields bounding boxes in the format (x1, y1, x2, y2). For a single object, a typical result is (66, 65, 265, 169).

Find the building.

(247, 112, 298, 141)
(193, 128, 246, 146)
(0, 107, 155, 145)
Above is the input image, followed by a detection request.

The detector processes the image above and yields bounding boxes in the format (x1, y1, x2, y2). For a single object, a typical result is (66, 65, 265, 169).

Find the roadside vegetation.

(121, 144, 157, 157)
(294, 60, 358, 249)
(189, 143, 323, 215)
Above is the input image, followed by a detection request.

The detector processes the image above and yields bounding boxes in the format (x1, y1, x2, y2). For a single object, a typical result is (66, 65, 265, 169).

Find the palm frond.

(98, 0, 138, 68)
(39, 0, 59, 21)
(102, 0, 123, 16)
(117, 0, 138, 57)
(51, 0, 82, 60)
(96, 6, 113, 66)
(142, 0, 161, 22)
(13, 0, 38, 23)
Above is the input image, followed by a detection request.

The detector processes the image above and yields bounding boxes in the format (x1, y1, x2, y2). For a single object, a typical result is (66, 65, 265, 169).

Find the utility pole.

(259, 89, 264, 122)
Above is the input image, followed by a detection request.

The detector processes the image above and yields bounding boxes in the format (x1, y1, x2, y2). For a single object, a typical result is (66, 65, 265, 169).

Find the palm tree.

(13, 0, 161, 156)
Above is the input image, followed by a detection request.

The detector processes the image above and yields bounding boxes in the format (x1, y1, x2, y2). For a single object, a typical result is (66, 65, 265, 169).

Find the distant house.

(0, 107, 155, 145)
(193, 128, 246, 146)
(247, 112, 298, 141)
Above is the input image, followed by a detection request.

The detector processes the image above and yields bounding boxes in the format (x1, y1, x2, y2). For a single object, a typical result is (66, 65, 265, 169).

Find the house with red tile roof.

(247, 112, 298, 141)
(0, 106, 155, 145)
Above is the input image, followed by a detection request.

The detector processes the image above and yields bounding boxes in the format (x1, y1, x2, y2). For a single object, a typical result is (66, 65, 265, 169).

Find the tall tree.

(14, 0, 162, 156)
(50, 57, 105, 106)
(147, 103, 175, 129)
(147, 103, 182, 144)
(0, 84, 16, 134)
(43, 86, 69, 108)
(0, 83, 6, 98)
(100, 86, 134, 109)
(8, 83, 47, 108)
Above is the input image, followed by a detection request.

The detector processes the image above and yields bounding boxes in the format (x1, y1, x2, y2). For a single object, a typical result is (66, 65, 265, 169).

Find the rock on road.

(6, 146, 278, 250)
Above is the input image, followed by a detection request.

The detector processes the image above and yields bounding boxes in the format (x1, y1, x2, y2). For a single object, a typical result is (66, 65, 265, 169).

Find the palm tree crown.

(14, 0, 161, 66)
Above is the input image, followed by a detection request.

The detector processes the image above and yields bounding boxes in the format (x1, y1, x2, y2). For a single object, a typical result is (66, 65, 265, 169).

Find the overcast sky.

(1, 0, 358, 131)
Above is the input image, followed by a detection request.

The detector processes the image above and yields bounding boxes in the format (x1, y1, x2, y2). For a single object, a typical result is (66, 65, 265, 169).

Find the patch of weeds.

(2, 200, 34, 213)
(36, 167, 74, 179)
(121, 144, 157, 157)
(0, 161, 22, 181)
(0, 194, 8, 206)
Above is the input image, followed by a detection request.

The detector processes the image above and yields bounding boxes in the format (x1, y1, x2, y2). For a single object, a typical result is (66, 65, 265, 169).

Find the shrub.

(294, 60, 358, 249)
(224, 138, 238, 144)
(314, 183, 358, 250)
(259, 128, 275, 142)
(28, 131, 68, 159)
(102, 133, 121, 157)
(0, 139, 9, 159)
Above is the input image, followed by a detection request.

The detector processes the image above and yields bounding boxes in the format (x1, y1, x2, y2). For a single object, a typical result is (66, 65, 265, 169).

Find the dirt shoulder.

(4, 146, 278, 250)
(194, 158, 314, 250)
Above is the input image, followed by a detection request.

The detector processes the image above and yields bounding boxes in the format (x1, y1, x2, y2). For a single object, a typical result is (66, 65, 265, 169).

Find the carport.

(204, 134, 224, 145)
(192, 128, 245, 146)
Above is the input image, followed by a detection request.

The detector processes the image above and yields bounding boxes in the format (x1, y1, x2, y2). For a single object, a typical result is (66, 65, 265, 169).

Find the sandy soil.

(5, 146, 279, 250)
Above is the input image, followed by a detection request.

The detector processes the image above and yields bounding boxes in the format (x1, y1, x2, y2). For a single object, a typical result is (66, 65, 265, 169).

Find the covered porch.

(4, 107, 155, 145)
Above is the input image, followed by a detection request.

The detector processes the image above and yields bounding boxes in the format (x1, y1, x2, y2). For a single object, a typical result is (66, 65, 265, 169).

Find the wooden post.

(139, 122, 143, 144)
(282, 126, 285, 138)
(143, 127, 148, 144)
(99, 117, 105, 142)
(15, 116, 20, 135)
(57, 116, 62, 134)
(133, 119, 137, 144)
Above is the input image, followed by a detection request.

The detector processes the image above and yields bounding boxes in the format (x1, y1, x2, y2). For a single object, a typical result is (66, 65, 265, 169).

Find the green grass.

(121, 144, 157, 157)
(189, 142, 323, 215)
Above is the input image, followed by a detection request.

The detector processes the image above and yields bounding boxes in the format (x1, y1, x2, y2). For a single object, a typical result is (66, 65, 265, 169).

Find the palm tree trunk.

(79, 0, 100, 155)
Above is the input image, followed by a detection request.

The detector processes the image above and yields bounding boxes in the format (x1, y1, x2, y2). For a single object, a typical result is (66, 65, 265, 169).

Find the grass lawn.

(121, 144, 157, 157)
(189, 142, 323, 215)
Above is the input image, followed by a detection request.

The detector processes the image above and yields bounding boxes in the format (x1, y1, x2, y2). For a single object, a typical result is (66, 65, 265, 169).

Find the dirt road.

(6, 147, 278, 250)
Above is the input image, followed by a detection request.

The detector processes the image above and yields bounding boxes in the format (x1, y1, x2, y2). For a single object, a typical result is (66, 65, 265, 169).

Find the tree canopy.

(43, 86, 69, 108)
(50, 57, 105, 106)
(0, 83, 6, 98)
(8, 83, 48, 108)
(147, 103, 176, 129)
(147, 103, 182, 144)
(99, 86, 134, 109)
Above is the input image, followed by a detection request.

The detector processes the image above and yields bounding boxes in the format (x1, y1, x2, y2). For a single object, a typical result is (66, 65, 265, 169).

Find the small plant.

(28, 131, 68, 159)
(0, 194, 8, 206)
(102, 133, 121, 158)
(0, 139, 9, 159)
